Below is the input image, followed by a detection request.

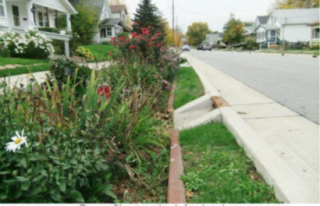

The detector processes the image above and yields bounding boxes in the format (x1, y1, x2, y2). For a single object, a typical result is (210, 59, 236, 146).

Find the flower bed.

(0, 25, 181, 203)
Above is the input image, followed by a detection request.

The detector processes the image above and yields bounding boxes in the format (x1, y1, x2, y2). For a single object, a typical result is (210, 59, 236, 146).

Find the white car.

(182, 44, 190, 51)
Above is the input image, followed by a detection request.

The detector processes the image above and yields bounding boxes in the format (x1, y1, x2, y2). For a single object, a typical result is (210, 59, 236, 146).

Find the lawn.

(0, 64, 51, 77)
(258, 49, 319, 55)
(180, 123, 279, 203)
(174, 67, 204, 109)
(82, 44, 114, 62)
(0, 57, 49, 66)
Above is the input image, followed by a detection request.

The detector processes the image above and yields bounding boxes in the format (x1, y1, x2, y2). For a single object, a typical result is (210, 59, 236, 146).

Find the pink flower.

(129, 45, 136, 50)
(132, 32, 137, 38)
(98, 85, 111, 98)
(160, 68, 164, 72)
(134, 22, 139, 26)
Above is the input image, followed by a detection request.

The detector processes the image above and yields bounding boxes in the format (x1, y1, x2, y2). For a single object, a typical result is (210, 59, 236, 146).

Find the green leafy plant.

(0, 71, 124, 203)
(181, 172, 205, 191)
(75, 46, 94, 60)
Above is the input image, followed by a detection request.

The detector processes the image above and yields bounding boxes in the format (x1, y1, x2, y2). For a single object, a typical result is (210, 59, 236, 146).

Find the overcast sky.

(124, 0, 274, 33)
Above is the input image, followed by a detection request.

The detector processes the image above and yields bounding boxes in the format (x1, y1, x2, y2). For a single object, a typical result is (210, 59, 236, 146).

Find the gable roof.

(99, 18, 122, 26)
(272, 8, 319, 25)
(110, 5, 128, 14)
(261, 24, 280, 30)
(257, 16, 269, 24)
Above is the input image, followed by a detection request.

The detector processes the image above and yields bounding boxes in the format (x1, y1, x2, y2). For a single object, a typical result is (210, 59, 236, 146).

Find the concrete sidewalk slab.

(0, 71, 49, 89)
(182, 52, 319, 203)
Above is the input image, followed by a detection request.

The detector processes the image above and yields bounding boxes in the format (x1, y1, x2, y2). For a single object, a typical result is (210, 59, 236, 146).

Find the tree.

(186, 22, 211, 46)
(132, 0, 165, 40)
(66, 1, 99, 45)
(270, 0, 319, 9)
(164, 20, 184, 47)
(222, 14, 245, 45)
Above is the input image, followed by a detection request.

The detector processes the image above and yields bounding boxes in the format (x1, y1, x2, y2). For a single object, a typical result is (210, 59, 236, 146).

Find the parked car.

(197, 44, 212, 51)
(182, 44, 190, 51)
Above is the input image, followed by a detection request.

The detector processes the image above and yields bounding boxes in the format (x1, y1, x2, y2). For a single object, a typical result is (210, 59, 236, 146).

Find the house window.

(270, 30, 276, 43)
(38, 12, 48, 27)
(100, 28, 106, 38)
(313, 28, 319, 39)
(12, 6, 20, 26)
(0, 0, 5, 17)
(107, 28, 112, 36)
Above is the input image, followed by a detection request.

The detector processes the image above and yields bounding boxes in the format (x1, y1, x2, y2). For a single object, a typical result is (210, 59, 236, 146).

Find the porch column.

(66, 13, 71, 31)
(46, 7, 50, 27)
(26, 1, 35, 28)
(64, 40, 70, 58)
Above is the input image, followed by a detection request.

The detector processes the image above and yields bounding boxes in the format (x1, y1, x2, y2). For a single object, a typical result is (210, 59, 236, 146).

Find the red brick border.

(167, 129, 186, 203)
(166, 79, 186, 203)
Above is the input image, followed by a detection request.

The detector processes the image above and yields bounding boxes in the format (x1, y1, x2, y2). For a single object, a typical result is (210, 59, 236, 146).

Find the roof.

(308, 21, 320, 26)
(99, 18, 122, 26)
(110, 5, 128, 14)
(272, 8, 319, 25)
(261, 24, 280, 30)
(60, 0, 78, 14)
(257, 16, 269, 24)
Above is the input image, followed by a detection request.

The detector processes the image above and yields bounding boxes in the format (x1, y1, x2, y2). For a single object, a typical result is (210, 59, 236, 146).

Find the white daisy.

(5, 130, 28, 153)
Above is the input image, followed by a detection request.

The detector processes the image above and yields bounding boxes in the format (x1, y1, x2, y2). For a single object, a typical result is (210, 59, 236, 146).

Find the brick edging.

(166, 79, 186, 203)
(167, 129, 186, 203)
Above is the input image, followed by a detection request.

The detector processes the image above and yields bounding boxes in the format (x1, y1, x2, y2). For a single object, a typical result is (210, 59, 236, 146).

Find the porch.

(1, 0, 77, 57)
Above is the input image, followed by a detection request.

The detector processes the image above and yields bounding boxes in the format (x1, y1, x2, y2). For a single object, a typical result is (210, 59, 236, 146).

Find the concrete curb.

(181, 55, 319, 203)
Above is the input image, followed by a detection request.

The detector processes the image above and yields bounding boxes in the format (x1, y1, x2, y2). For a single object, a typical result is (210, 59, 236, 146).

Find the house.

(309, 21, 319, 47)
(255, 8, 319, 48)
(0, 0, 78, 57)
(206, 33, 223, 45)
(69, 0, 131, 44)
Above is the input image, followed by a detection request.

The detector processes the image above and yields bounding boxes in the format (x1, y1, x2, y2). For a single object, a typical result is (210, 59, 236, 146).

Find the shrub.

(244, 37, 258, 50)
(38, 27, 59, 33)
(75, 46, 94, 60)
(0, 30, 54, 59)
(49, 58, 91, 95)
(0, 72, 124, 203)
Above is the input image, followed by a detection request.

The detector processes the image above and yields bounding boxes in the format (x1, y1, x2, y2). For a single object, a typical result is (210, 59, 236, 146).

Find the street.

(187, 50, 319, 124)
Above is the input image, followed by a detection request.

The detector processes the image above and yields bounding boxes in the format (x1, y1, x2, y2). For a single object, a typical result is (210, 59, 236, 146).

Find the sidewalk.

(182, 53, 319, 203)
(0, 71, 49, 89)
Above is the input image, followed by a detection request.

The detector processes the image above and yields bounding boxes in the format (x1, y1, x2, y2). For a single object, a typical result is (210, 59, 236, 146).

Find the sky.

(124, 0, 274, 33)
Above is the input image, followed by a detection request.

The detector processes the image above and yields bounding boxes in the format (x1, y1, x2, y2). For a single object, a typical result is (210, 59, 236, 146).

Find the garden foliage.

(0, 30, 54, 59)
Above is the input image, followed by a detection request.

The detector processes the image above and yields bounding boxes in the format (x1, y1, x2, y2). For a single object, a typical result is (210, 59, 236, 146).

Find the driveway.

(187, 50, 319, 124)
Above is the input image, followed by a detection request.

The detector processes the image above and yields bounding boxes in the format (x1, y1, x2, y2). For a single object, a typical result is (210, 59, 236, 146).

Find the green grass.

(259, 49, 319, 55)
(174, 67, 204, 109)
(0, 64, 51, 77)
(0, 57, 49, 66)
(82, 44, 114, 62)
(180, 123, 279, 203)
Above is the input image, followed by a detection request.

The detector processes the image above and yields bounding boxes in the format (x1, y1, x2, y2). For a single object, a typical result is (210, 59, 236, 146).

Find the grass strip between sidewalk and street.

(179, 123, 280, 203)
(0, 64, 51, 78)
(174, 67, 205, 109)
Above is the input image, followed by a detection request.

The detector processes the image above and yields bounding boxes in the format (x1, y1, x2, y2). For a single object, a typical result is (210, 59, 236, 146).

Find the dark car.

(197, 44, 203, 50)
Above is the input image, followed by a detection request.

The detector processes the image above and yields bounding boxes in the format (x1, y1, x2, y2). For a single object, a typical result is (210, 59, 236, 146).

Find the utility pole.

(283, 17, 287, 52)
(172, 0, 175, 47)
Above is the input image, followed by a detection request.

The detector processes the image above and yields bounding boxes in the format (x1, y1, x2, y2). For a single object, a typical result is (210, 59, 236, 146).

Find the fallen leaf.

(186, 190, 193, 198)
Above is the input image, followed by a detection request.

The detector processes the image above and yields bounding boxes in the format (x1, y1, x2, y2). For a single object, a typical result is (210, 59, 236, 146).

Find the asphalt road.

(188, 50, 319, 124)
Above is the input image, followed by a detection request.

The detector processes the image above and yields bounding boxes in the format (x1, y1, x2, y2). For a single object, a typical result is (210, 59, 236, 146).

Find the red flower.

(157, 43, 160, 47)
(132, 32, 137, 38)
(129, 45, 136, 50)
(148, 25, 151, 29)
(148, 42, 153, 47)
(108, 52, 112, 56)
(98, 85, 111, 98)
(134, 22, 139, 26)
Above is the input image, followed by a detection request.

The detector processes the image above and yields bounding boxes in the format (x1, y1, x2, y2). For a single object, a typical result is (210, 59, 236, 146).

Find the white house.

(0, 0, 78, 57)
(255, 8, 319, 48)
(206, 33, 223, 45)
(69, 0, 131, 44)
